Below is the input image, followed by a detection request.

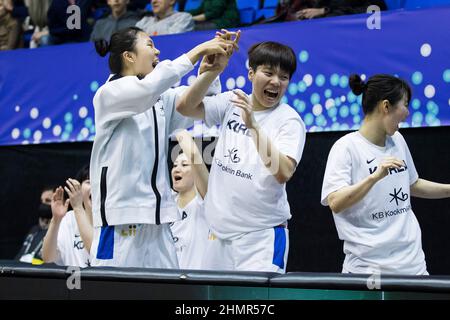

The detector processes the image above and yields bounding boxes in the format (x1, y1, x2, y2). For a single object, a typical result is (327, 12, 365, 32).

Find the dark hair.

(248, 41, 297, 79)
(75, 164, 90, 183)
(94, 27, 145, 74)
(349, 74, 412, 115)
(41, 185, 57, 193)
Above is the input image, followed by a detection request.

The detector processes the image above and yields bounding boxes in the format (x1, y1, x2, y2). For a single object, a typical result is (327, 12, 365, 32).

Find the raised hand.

(230, 89, 257, 129)
(51, 186, 69, 220)
(64, 178, 83, 210)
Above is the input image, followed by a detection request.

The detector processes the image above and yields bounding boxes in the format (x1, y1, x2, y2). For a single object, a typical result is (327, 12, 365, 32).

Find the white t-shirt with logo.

(170, 195, 209, 269)
(203, 91, 306, 240)
(321, 131, 427, 275)
(55, 211, 91, 268)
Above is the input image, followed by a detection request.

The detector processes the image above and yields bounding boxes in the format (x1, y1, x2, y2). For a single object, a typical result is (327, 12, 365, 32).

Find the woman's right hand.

(51, 186, 69, 221)
(372, 157, 405, 182)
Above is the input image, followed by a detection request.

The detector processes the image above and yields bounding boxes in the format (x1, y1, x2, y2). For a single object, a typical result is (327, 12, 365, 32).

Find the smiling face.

(382, 95, 410, 136)
(124, 32, 160, 77)
(171, 153, 195, 193)
(248, 65, 290, 110)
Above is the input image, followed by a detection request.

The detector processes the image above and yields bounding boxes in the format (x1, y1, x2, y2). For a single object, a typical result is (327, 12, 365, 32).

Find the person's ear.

(381, 99, 390, 114)
(122, 51, 135, 64)
(248, 68, 255, 82)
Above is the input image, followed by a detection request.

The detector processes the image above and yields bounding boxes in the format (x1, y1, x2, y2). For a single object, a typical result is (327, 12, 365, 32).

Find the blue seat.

(145, 2, 179, 12)
(384, 0, 405, 10)
(236, 0, 260, 10)
(184, 0, 203, 11)
(255, 7, 277, 20)
(263, 0, 279, 8)
(239, 8, 256, 25)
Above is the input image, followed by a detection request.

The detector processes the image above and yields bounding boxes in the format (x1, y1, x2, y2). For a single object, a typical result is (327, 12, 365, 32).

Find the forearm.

(42, 218, 62, 262)
(73, 207, 93, 253)
(176, 70, 220, 118)
(328, 175, 378, 214)
(249, 124, 295, 184)
(193, 14, 206, 22)
(411, 178, 450, 199)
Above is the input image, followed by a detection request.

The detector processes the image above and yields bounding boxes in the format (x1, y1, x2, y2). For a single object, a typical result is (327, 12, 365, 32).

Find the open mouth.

(152, 59, 159, 68)
(174, 175, 182, 182)
(264, 89, 279, 99)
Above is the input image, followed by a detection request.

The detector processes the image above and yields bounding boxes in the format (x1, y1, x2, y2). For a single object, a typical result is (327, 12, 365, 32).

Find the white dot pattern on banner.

(303, 74, 313, 87)
(15, 105, 20, 112)
(312, 104, 323, 116)
(33, 130, 42, 141)
(53, 125, 62, 136)
(42, 117, 52, 129)
(11, 128, 20, 139)
(80, 128, 89, 138)
(420, 43, 432, 57)
(340, 95, 346, 102)
(361, 74, 366, 81)
(30, 108, 39, 119)
(187, 75, 197, 86)
(448, 98, 450, 106)
(22, 140, 29, 145)
(245, 59, 249, 70)
(78, 106, 88, 118)
(424, 85, 435, 98)
(325, 98, 335, 109)
(236, 76, 246, 88)
(226, 78, 236, 90)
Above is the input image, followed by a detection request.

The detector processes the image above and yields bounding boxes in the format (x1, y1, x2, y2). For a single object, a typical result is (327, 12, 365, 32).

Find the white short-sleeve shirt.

(55, 211, 91, 268)
(170, 195, 209, 269)
(203, 91, 306, 240)
(321, 131, 427, 275)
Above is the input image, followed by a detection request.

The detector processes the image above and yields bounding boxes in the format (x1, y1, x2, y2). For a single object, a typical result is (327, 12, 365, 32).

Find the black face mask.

(38, 204, 52, 219)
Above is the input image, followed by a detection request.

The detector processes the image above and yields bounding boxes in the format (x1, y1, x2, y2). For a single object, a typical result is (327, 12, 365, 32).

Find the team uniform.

(54, 211, 91, 268)
(90, 55, 194, 268)
(321, 131, 428, 275)
(169, 194, 209, 269)
(89, 55, 220, 268)
(201, 91, 306, 273)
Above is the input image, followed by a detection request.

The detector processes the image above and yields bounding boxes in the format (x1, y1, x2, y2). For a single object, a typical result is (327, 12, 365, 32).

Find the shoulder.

(173, 12, 193, 19)
(331, 132, 358, 152)
(136, 15, 154, 25)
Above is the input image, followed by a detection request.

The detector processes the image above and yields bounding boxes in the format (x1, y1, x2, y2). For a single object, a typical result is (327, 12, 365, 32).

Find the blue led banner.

(0, 6, 449, 146)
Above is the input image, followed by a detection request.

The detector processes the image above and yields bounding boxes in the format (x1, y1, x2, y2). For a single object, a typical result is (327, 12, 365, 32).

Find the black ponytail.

(94, 27, 144, 74)
(349, 73, 411, 115)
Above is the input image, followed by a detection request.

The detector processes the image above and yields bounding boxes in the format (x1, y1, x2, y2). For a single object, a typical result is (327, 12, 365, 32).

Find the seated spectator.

(136, 0, 193, 36)
(91, 0, 139, 41)
(15, 186, 55, 264)
(268, 0, 386, 22)
(0, 0, 22, 50)
(47, 0, 93, 45)
(42, 165, 93, 268)
(188, 0, 240, 31)
(25, 0, 52, 48)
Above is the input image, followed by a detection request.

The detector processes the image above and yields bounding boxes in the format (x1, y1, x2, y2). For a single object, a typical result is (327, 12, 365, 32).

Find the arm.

(6, 18, 21, 50)
(230, 90, 297, 184)
(96, 38, 233, 125)
(177, 30, 240, 119)
(411, 178, 450, 199)
(193, 14, 206, 22)
(65, 179, 93, 253)
(327, 157, 405, 213)
(176, 130, 209, 199)
(42, 187, 69, 263)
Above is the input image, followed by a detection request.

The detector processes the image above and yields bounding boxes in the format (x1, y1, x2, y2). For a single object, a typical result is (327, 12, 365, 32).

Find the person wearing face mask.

(321, 74, 450, 275)
(135, 0, 194, 37)
(169, 130, 209, 270)
(42, 164, 93, 267)
(89, 27, 238, 268)
(15, 186, 55, 264)
(90, 0, 139, 42)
